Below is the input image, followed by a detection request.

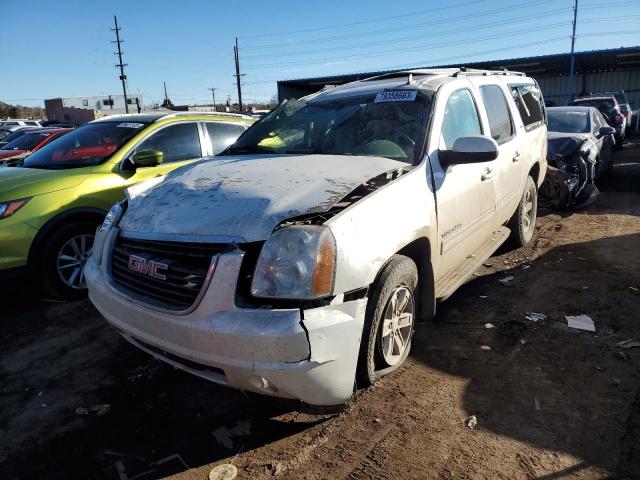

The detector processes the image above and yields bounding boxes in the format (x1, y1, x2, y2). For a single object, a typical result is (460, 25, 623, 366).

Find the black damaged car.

(539, 106, 616, 209)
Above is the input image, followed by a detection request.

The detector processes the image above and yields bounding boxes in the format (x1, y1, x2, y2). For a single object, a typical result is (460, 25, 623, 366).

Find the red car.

(0, 128, 73, 163)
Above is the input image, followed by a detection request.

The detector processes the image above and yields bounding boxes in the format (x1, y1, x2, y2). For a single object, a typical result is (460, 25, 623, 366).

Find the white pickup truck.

(87, 68, 547, 407)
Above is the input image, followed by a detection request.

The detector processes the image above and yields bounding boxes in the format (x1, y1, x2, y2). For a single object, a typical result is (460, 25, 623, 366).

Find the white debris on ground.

(209, 463, 238, 480)
(465, 415, 478, 429)
(484, 323, 495, 329)
(617, 339, 640, 349)
(480, 345, 492, 351)
(499, 275, 514, 286)
(525, 312, 547, 322)
(566, 315, 596, 332)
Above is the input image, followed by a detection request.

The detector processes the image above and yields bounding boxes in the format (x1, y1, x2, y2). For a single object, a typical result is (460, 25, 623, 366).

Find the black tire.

(600, 149, 614, 178)
(614, 136, 624, 150)
(357, 255, 418, 387)
(39, 221, 97, 299)
(507, 175, 537, 248)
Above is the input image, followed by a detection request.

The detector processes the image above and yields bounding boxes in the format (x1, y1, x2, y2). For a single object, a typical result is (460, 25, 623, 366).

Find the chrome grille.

(110, 236, 228, 311)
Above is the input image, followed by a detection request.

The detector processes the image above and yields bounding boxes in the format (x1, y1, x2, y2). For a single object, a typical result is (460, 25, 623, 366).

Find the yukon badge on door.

(127, 255, 168, 281)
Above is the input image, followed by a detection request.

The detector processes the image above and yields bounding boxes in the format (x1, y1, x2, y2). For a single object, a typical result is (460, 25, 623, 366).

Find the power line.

(242, 13, 638, 64)
(240, 0, 490, 39)
(242, 0, 558, 49)
(242, 9, 570, 61)
(243, 22, 571, 69)
(387, 36, 569, 71)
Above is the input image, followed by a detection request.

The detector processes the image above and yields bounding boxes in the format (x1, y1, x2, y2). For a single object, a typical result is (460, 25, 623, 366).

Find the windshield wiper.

(23, 163, 64, 170)
(222, 146, 276, 155)
(281, 148, 322, 154)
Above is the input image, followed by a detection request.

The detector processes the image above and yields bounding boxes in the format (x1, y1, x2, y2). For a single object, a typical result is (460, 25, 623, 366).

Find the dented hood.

(120, 154, 406, 242)
(547, 131, 588, 160)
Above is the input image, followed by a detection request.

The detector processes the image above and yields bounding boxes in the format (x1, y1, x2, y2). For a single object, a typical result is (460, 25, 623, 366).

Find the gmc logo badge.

(128, 255, 168, 280)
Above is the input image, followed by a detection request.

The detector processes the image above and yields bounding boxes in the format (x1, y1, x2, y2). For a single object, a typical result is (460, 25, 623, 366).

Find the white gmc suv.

(86, 68, 547, 407)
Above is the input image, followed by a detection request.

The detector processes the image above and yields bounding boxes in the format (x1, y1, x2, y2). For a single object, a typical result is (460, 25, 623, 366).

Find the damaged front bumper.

(539, 153, 598, 209)
(85, 242, 366, 406)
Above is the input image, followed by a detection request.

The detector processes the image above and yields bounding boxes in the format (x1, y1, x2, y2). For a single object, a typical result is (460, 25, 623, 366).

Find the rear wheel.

(39, 221, 97, 299)
(357, 255, 418, 386)
(507, 175, 537, 247)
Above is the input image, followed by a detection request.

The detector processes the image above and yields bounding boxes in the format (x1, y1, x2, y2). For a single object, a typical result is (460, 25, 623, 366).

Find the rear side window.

(441, 89, 482, 149)
(591, 109, 601, 132)
(479, 85, 513, 144)
(510, 85, 545, 130)
(206, 122, 246, 155)
(135, 122, 202, 163)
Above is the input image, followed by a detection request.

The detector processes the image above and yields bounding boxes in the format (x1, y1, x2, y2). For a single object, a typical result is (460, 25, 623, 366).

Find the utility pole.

(566, 0, 579, 105)
(208, 87, 217, 110)
(163, 81, 169, 102)
(111, 15, 129, 113)
(233, 37, 245, 112)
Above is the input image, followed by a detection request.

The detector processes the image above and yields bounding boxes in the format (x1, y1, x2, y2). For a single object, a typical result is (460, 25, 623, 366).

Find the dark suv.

(570, 95, 626, 145)
(590, 90, 631, 138)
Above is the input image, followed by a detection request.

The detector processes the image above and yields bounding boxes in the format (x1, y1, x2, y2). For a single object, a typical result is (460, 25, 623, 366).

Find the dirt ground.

(1, 141, 639, 480)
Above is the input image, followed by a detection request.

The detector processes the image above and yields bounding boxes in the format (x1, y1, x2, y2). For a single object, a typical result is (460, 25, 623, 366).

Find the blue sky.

(1, 0, 639, 107)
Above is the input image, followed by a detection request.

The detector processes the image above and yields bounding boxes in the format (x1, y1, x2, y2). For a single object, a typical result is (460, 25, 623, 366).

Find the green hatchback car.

(0, 111, 253, 297)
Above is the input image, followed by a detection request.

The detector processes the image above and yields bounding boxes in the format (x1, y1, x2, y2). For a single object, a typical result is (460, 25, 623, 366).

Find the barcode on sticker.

(117, 122, 145, 128)
(374, 91, 417, 103)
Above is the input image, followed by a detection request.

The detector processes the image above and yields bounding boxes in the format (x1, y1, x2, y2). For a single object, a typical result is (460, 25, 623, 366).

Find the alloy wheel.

(523, 186, 536, 231)
(56, 234, 94, 289)
(379, 286, 415, 366)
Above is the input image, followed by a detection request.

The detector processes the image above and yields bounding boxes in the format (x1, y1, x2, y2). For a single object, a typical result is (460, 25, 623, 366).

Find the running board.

(435, 226, 510, 301)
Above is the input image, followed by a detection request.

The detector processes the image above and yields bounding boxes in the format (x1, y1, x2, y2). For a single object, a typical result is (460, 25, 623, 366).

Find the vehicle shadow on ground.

(0, 284, 336, 479)
(0, 298, 331, 480)
(412, 232, 640, 478)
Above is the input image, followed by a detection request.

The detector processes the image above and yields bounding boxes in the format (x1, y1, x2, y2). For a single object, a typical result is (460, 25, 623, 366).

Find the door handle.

(481, 167, 495, 181)
(513, 151, 521, 162)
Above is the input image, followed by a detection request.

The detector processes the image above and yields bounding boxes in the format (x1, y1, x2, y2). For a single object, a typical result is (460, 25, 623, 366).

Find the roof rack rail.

(159, 111, 254, 121)
(452, 67, 526, 78)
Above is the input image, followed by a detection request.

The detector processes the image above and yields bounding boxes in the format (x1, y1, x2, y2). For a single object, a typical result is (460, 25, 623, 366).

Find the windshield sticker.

(374, 91, 417, 103)
(116, 122, 145, 128)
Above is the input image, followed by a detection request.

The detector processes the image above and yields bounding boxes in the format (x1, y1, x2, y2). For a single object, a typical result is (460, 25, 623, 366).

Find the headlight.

(251, 226, 336, 300)
(92, 202, 125, 266)
(100, 202, 124, 233)
(0, 198, 30, 220)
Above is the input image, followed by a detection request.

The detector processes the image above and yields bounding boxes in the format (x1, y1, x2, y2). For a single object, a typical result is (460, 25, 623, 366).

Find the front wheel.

(357, 255, 418, 386)
(39, 221, 97, 299)
(508, 175, 537, 247)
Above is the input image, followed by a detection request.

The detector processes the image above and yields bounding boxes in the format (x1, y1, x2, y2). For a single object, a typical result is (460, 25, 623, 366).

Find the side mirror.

(597, 126, 615, 138)
(439, 135, 499, 167)
(131, 149, 163, 168)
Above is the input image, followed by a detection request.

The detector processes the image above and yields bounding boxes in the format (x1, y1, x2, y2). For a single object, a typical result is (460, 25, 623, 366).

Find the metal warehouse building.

(277, 46, 640, 108)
